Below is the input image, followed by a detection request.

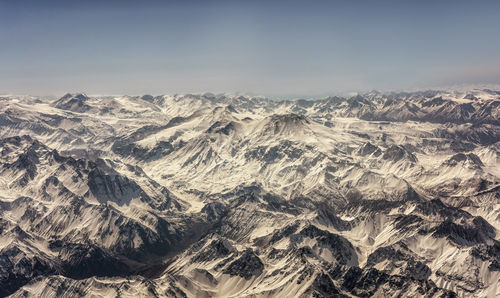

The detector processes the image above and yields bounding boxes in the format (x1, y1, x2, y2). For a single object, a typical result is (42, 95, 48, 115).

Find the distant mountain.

(51, 93, 92, 113)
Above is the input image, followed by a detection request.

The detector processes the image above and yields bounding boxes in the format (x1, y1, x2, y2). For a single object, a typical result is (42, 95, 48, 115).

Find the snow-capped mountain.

(0, 89, 499, 297)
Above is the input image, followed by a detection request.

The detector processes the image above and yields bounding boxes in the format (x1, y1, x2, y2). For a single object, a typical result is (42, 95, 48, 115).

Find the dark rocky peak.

(59, 93, 73, 100)
(208, 105, 239, 124)
(140, 94, 154, 102)
(0, 135, 47, 154)
(365, 89, 383, 97)
(244, 140, 305, 163)
(339, 266, 454, 297)
(86, 166, 144, 206)
(11, 145, 40, 168)
(454, 102, 476, 117)
(202, 92, 216, 100)
(464, 93, 479, 101)
(57, 242, 130, 279)
(294, 99, 315, 108)
(421, 96, 447, 107)
(201, 201, 228, 221)
(414, 199, 470, 220)
(430, 216, 495, 246)
(202, 92, 229, 103)
(181, 93, 201, 100)
(218, 182, 264, 200)
(269, 113, 309, 124)
(261, 222, 301, 246)
(366, 246, 432, 282)
(85, 158, 118, 174)
(402, 101, 420, 113)
(298, 224, 357, 266)
(309, 272, 341, 296)
(482, 89, 500, 95)
(357, 142, 381, 156)
(1, 136, 50, 167)
(432, 101, 477, 123)
(314, 207, 353, 231)
(323, 96, 344, 106)
(223, 248, 264, 280)
(0, 135, 34, 147)
(206, 121, 236, 135)
(419, 90, 442, 98)
(382, 97, 396, 108)
(112, 138, 174, 161)
(382, 145, 417, 163)
(227, 95, 265, 111)
(347, 94, 369, 108)
(261, 113, 310, 135)
(225, 104, 237, 113)
(190, 236, 236, 263)
(58, 93, 88, 102)
(211, 104, 238, 115)
(179, 93, 227, 104)
(52, 93, 91, 113)
(235, 95, 249, 102)
(443, 153, 484, 168)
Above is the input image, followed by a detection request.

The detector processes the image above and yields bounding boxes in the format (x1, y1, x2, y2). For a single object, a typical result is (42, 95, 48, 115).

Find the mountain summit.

(52, 93, 91, 113)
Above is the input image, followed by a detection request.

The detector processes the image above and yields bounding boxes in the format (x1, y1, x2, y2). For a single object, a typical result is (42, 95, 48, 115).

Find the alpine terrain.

(0, 89, 499, 297)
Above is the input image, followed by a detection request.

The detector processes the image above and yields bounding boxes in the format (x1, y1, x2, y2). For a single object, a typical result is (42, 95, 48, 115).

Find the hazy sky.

(1, 0, 500, 96)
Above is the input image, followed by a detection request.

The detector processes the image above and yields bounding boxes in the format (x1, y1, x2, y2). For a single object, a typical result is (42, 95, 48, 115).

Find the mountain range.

(0, 89, 499, 297)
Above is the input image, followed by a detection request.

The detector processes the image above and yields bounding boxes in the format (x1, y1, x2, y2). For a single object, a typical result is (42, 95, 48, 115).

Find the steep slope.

(0, 136, 211, 296)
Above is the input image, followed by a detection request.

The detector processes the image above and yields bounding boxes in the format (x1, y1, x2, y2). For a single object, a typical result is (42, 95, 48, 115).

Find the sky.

(1, 0, 500, 97)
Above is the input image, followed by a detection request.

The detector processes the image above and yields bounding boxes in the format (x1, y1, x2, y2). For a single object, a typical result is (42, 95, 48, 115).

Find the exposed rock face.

(357, 142, 381, 156)
(443, 152, 484, 168)
(51, 93, 92, 113)
(0, 89, 499, 297)
(223, 249, 264, 279)
(382, 145, 417, 163)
